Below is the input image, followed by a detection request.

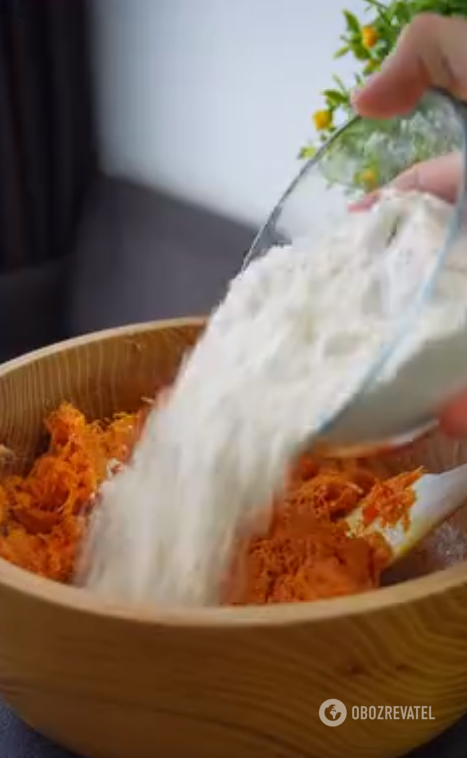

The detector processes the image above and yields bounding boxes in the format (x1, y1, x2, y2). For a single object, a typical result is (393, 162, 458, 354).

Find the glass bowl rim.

(243, 87, 467, 444)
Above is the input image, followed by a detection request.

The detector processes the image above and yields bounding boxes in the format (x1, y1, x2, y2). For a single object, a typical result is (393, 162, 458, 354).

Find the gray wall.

(90, 0, 360, 226)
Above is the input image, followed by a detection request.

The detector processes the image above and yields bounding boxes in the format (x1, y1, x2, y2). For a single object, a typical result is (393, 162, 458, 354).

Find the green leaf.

(343, 10, 360, 33)
(373, 38, 391, 55)
(351, 40, 371, 60)
(334, 45, 349, 59)
(341, 101, 355, 116)
(364, 0, 395, 32)
(323, 88, 349, 106)
(297, 145, 316, 161)
(364, 0, 389, 11)
(333, 75, 347, 93)
(391, 1, 411, 24)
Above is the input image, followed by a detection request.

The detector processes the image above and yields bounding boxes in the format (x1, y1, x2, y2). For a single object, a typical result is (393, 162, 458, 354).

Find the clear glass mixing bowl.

(244, 88, 467, 456)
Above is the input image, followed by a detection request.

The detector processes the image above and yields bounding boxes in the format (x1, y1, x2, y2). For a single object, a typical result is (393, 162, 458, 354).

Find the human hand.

(353, 13, 467, 438)
(353, 14, 467, 120)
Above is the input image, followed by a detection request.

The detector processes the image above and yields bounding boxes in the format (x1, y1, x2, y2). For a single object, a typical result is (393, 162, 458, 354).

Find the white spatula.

(346, 462, 467, 565)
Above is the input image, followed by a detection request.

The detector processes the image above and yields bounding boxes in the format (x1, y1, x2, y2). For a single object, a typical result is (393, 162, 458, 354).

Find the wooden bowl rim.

(1, 317, 467, 627)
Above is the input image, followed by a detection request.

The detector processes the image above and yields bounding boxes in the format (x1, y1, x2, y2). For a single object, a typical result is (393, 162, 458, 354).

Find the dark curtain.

(0, 0, 96, 273)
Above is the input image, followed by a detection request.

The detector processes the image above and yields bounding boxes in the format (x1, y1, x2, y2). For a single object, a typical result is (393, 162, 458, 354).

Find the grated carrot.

(0, 400, 420, 604)
(225, 457, 417, 605)
(0, 403, 144, 582)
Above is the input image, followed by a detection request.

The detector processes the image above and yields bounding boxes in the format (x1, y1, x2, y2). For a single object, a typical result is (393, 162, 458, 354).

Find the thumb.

(390, 152, 462, 204)
(353, 14, 467, 119)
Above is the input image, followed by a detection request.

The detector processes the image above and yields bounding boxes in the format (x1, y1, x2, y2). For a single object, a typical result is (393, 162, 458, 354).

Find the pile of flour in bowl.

(78, 189, 467, 607)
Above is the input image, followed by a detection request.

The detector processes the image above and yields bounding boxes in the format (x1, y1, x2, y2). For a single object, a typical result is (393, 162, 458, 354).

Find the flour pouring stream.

(77, 190, 467, 607)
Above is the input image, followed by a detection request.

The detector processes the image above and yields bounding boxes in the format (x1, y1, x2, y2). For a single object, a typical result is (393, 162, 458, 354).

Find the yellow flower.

(357, 168, 378, 189)
(361, 25, 379, 49)
(313, 109, 333, 131)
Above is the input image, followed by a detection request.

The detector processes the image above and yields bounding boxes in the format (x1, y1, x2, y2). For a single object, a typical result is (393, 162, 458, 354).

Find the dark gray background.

(1, 177, 466, 757)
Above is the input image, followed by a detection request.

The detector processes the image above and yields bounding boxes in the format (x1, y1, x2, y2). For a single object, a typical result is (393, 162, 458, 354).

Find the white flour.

(78, 189, 467, 607)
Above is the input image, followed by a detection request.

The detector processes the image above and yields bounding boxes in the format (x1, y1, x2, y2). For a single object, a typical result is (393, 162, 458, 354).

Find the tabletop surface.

(2, 696, 467, 758)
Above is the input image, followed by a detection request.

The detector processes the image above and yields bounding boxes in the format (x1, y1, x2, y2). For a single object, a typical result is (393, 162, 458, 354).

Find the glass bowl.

(244, 88, 467, 456)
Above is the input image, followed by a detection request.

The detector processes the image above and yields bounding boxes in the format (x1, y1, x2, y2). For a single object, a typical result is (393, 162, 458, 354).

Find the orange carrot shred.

(0, 402, 142, 582)
(0, 397, 420, 605)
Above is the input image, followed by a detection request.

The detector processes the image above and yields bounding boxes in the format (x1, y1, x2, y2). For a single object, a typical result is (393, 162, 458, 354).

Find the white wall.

(92, 0, 362, 226)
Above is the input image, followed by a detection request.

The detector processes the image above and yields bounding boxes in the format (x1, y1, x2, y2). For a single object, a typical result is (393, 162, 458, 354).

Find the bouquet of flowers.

(299, 0, 467, 192)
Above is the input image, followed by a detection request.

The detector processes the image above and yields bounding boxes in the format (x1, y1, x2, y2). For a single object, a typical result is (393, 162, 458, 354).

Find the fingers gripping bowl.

(2, 320, 467, 758)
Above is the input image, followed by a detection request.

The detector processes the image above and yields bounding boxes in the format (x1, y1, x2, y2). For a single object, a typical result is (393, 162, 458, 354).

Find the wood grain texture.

(0, 318, 467, 758)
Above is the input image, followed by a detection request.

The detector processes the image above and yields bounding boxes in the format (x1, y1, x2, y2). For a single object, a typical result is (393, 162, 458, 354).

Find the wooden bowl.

(1, 318, 467, 758)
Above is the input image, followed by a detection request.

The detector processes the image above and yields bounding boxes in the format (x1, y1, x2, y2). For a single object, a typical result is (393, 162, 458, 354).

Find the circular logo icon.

(319, 699, 347, 727)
